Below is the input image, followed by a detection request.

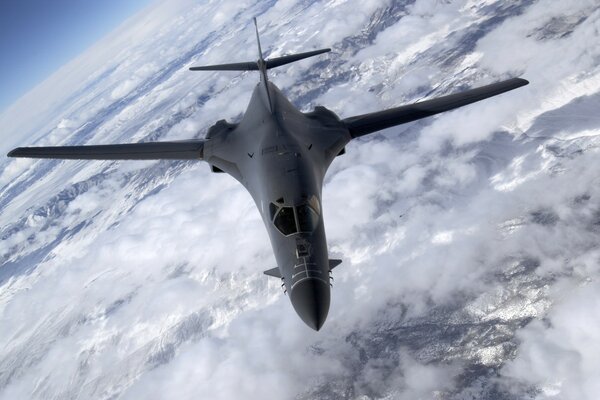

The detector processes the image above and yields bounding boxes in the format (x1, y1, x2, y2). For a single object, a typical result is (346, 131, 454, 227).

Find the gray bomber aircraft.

(8, 19, 528, 330)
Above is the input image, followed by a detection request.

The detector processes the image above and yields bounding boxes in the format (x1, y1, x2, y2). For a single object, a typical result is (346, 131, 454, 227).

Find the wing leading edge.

(343, 77, 529, 138)
(7, 140, 205, 160)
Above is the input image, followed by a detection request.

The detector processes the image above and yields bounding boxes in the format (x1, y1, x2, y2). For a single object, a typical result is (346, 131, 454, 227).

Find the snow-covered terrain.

(1, 0, 600, 398)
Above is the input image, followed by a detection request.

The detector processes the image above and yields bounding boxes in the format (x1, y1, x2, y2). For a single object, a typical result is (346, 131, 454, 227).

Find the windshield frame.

(270, 197, 321, 236)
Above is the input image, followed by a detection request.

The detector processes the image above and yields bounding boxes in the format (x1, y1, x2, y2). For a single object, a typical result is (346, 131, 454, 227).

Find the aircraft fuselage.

(203, 82, 349, 330)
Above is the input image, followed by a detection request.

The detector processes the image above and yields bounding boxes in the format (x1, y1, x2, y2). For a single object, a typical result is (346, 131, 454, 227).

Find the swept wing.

(7, 140, 205, 160)
(343, 77, 529, 138)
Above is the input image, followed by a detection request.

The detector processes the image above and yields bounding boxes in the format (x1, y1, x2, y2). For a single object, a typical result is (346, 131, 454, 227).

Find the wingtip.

(7, 148, 19, 157)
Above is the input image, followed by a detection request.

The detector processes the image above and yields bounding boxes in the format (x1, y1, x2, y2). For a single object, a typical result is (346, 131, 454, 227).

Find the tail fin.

(253, 17, 264, 62)
(189, 19, 330, 72)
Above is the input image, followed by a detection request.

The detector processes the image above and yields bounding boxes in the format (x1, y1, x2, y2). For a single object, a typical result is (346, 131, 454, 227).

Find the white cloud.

(1, 0, 600, 399)
(502, 280, 600, 399)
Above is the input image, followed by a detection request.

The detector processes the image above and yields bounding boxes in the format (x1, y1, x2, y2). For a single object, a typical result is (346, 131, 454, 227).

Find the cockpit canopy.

(270, 196, 320, 236)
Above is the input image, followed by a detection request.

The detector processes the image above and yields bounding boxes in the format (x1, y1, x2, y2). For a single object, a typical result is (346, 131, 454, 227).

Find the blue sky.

(0, 0, 153, 112)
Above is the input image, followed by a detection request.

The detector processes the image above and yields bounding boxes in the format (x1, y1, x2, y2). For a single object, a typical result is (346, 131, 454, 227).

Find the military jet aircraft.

(8, 19, 528, 330)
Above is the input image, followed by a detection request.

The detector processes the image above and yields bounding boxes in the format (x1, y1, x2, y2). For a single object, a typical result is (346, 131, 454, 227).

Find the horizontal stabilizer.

(329, 259, 342, 270)
(264, 267, 281, 278)
(7, 140, 205, 160)
(344, 77, 529, 138)
(189, 49, 330, 72)
(265, 48, 331, 69)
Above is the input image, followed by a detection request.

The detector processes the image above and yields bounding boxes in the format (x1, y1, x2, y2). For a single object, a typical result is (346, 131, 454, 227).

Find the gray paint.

(204, 80, 349, 330)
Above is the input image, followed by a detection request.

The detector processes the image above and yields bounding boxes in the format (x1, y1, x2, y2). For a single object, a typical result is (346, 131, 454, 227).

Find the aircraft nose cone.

(290, 278, 330, 331)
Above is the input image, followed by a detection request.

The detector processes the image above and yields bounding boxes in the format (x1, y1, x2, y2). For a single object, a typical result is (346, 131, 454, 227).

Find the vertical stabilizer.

(253, 17, 273, 112)
(253, 17, 264, 62)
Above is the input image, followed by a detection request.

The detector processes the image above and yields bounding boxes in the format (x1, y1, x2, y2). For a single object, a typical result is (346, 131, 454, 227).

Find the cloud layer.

(1, 0, 600, 399)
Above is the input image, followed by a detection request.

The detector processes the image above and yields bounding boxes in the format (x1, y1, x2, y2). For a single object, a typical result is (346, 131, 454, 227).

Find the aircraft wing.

(343, 77, 529, 138)
(190, 62, 258, 71)
(7, 140, 205, 160)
